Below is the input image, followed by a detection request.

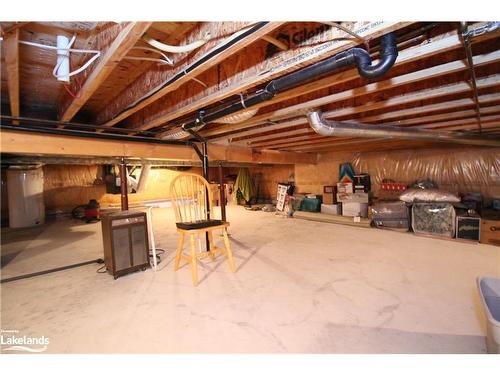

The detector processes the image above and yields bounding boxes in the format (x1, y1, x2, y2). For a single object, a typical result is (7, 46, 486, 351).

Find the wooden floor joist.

(228, 74, 500, 146)
(97, 22, 285, 128)
(59, 22, 152, 123)
(201, 27, 500, 139)
(266, 116, 500, 152)
(140, 21, 409, 133)
(203, 48, 500, 139)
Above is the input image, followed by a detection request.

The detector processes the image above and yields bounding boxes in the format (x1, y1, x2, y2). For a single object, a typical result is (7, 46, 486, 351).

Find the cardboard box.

(323, 186, 336, 204)
(480, 218, 500, 246)
(321, 203, 341, 215)
(337, 182, 353, 194)
(342, 202, 368, 218)
(336, 192, 369, 203)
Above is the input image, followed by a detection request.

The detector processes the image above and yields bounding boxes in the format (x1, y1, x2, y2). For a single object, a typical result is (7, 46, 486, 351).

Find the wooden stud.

(261, 35, 288, 51)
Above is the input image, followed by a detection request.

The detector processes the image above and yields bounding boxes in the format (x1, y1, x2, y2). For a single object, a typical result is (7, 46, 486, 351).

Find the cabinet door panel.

(131, 225, 148, 266)
(112, 227, 131, 271)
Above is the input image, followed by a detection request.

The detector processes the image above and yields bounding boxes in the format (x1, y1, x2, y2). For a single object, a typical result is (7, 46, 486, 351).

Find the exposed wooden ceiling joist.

(96, 22, 285, 128)
(202, 39, 500, 139)
(136, 21, 410, 133)
(262, 115, 500, 152)
(59, 22, 152, 123)
(226, 74, 500, 146)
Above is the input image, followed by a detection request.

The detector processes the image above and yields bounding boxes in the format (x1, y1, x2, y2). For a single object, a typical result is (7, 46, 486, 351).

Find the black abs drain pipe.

(182, 32, 398, 130)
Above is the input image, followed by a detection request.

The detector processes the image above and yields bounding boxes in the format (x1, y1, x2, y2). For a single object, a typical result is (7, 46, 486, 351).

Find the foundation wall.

(295, 147, 500, 198)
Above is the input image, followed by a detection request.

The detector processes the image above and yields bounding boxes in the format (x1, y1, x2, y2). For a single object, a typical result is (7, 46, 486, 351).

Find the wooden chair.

(169, 172, 236, 286)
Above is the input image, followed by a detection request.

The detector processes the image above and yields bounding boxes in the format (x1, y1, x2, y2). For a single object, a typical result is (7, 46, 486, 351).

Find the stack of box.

(337, 181, 370, 218)
(321, 186, 342, 215)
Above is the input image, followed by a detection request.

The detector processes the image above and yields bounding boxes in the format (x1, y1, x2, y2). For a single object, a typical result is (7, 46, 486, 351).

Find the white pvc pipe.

(136, 164, 151, 193)
(146, 207, 157, 271)
(19, 38, 101, 80)
(56, 35, 71, 82)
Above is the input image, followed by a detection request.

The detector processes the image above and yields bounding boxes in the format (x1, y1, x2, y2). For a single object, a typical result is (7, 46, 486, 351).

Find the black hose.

(0, 258, 104, 284)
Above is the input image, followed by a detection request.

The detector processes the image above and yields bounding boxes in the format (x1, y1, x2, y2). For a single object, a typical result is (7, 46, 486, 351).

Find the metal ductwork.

(161, 32, 399, 139)
(307, 111, 500, 147)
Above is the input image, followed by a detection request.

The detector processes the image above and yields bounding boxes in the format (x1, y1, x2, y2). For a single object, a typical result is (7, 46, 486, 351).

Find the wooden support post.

(119, 159, 129, 211)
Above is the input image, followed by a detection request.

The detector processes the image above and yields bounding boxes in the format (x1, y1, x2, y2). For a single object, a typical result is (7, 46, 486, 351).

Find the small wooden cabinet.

(101, 210, 150, 279)
(480, 219, 500, 246)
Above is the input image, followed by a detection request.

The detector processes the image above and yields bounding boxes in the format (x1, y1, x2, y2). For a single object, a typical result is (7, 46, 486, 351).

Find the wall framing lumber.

(0, 130, 317, 164)
(60, 22, 152, 123)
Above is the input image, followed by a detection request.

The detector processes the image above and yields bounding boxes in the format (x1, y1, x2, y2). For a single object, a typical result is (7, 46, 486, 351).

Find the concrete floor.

(1, 205, 499, 353)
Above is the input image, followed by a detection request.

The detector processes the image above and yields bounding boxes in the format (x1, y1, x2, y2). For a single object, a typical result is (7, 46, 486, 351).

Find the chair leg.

(190, 234, 198, 286)
(207, 230, 216, 260)
(174, 232, 185, 271)
(222, 228, 236, 273)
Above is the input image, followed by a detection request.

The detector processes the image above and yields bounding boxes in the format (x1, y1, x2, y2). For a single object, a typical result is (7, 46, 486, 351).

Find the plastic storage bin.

(370, 201, 409, 231)
(411, 203, 456, 238)
(300, 196, 322, 212)
(477, 277, 500, 353)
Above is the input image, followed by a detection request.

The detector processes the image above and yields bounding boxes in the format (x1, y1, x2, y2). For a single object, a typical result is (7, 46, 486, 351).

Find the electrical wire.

(19, 37, 101, 80)
(149, 248, 165, 265)
(112, 22, 270, 120)
(123, 46, 173, 66)
(96, 249, 166, 274)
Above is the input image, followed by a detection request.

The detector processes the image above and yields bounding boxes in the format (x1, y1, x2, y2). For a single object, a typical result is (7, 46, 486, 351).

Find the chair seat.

(176, 219, 227, 230)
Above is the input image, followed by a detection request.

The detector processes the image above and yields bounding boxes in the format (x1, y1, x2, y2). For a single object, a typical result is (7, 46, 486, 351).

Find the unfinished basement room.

(1, 4, 500, 369)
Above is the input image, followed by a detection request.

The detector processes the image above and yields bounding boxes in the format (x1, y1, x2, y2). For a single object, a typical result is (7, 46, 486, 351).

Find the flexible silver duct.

(307, 111, 500, 147)
(160, 124, 205, 140)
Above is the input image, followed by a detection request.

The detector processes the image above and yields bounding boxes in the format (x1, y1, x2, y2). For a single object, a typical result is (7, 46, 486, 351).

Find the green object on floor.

(234, 168, 255, 203)
(300, 197, 322, 212)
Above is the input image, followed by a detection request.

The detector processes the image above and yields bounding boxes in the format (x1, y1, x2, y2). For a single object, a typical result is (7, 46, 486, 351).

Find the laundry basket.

(477, 277, 500, 353)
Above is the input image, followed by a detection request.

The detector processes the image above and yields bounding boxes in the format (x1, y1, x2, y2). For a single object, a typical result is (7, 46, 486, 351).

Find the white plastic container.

(6, 166, 45, 228)
(477, 277, 500, 353)
(321, 203, 341, 215)
(342, 202, 368, 218)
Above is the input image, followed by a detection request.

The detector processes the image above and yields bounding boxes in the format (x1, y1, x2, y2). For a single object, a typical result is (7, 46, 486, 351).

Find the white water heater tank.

(7, 166, 45, 228)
